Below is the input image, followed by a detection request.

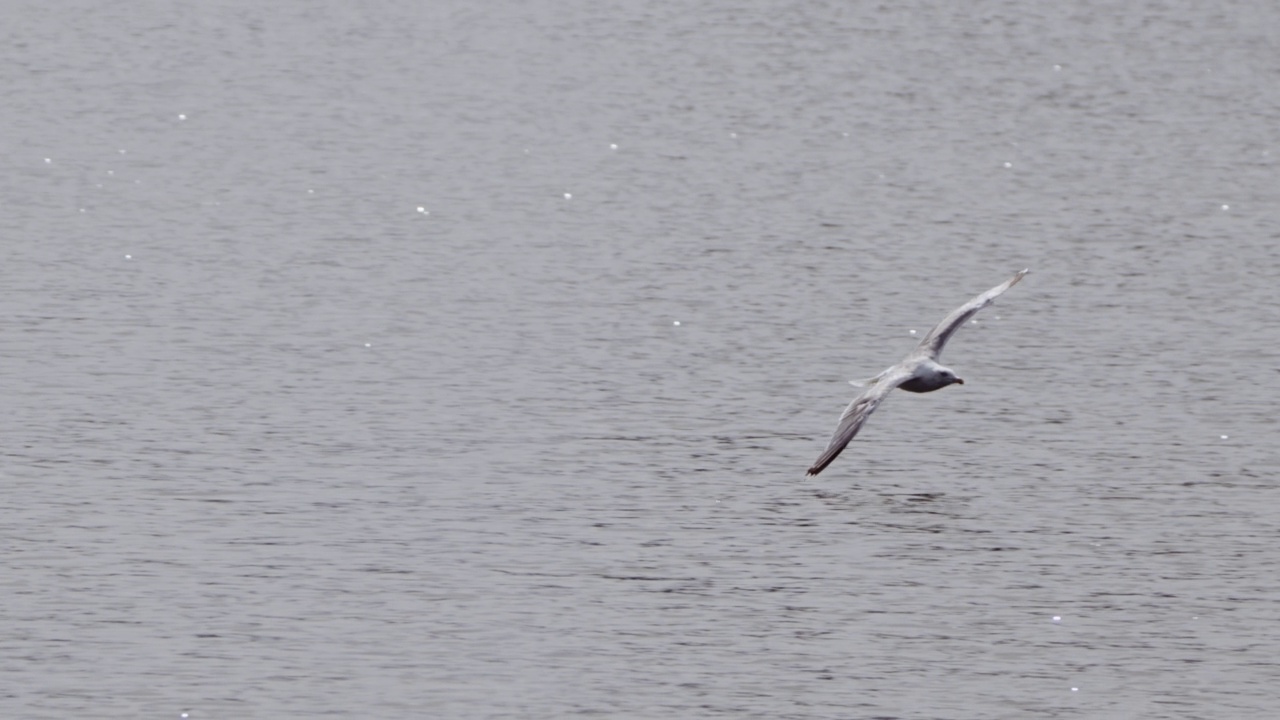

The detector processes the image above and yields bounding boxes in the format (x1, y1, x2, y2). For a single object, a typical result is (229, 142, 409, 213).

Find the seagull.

(806, 269, 1028, 476)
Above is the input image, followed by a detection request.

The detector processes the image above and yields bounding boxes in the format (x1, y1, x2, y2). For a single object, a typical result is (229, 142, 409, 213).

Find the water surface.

(3, 0, 1279, 717)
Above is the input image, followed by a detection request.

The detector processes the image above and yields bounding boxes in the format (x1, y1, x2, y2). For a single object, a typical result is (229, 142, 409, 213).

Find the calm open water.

(3, 0, 1279, 717)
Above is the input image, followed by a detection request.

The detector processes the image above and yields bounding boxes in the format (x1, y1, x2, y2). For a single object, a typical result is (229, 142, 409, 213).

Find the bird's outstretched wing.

(806, 366, 914, 476)
(914, 269, 1028, 360)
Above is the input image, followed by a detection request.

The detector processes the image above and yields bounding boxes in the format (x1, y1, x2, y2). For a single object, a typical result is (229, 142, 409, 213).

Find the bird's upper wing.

(913, 269, 1028, 360)
(806, 365, 914, 476)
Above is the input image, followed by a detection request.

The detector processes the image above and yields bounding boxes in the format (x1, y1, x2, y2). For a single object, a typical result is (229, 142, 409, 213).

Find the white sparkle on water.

(1221, 435, 1229, 439)
(564, 193, 572, 199)
(416, 206, 429, 214)
(610, 143, 618, 150)
(178, 113, 186, 120)
(1003, 161, 1013, 168)
(673, 321, 681, 326)
(1052, 615, 1061, 623)
(1221, 204, 1230, 210)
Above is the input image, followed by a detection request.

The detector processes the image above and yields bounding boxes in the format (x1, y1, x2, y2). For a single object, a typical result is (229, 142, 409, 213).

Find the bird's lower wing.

(806, 368, 912, 476)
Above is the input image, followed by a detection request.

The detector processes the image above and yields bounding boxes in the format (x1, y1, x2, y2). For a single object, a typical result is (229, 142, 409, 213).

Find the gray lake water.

(4, 0, 1280, 718)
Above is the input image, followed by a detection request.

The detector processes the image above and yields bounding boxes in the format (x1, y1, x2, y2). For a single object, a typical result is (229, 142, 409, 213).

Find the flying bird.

(807, 269, 1028, 476)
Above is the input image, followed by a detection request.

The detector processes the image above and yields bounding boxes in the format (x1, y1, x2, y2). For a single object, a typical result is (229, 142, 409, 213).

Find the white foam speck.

(178, 113, 186, 120)
(673, 320, 681, 326)
(125, 254, 132, 259)
(1052, 615, 1061, 623)
(1003, 161, 1013, 168)
(564, 193, 572, 199)
(1220, 435, 1228, 439)
(908, 329, 916, 335)
(609, 143, 618, 150)
(1221, 204, 1229, 210)
(44, 158, 52, 164)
